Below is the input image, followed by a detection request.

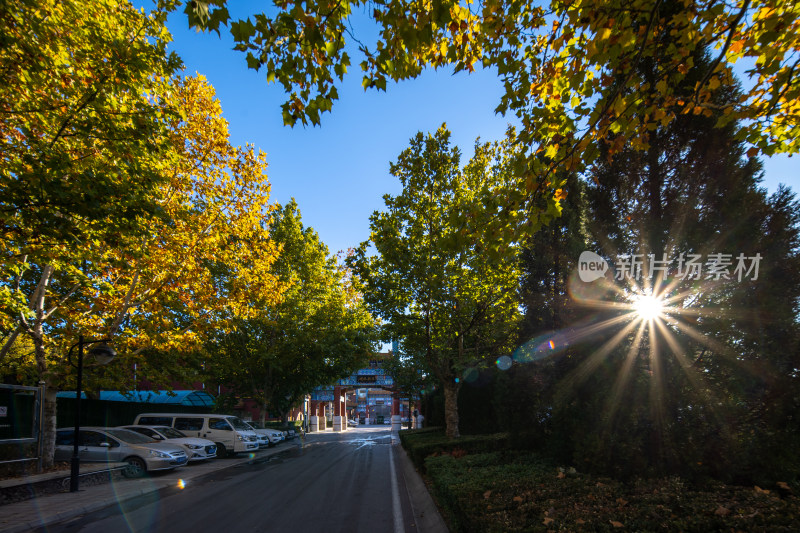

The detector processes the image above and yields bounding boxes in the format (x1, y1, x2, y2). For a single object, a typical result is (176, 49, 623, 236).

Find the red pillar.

(319, 401, 326, 431)
(391, 390, 401, 430)
(308, 400, 319, 432)
(333, 386, 346, 431)
(341, 388, 348, 430)
(334, 386, 342, 417)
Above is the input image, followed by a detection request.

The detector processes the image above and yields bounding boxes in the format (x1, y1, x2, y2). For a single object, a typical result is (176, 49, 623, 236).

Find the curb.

(395, 438, 449, 532)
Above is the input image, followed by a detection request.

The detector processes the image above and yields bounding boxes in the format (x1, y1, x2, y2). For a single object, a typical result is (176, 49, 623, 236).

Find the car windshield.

(104, 428, 158, 445)
(156, 427, 187, 439)
(228, 417, 253, 431)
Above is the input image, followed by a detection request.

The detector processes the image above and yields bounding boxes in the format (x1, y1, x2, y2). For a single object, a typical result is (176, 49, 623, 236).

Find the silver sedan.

(54, 427, 188, 477)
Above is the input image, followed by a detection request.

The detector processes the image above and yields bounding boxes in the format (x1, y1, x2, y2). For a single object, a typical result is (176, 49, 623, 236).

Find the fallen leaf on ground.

(513, 496, 524, 503)
(714, 506, 730, 516)
(610, 520, 624, 527)
(543, 517, 554, 525)
(616, 497, 628, 506)
(483, 490, 492, 499)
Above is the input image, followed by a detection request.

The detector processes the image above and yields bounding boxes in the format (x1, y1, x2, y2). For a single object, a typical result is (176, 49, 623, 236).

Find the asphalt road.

(43, 426, 418, 533)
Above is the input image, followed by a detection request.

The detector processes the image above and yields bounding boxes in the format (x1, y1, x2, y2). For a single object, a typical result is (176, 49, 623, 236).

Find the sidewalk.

(0, 443, 291, 533)
(0, 430, 448, 533)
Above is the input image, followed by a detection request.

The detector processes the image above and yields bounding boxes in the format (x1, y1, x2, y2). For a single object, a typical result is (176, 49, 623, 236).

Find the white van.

(132, 413, 259, 457)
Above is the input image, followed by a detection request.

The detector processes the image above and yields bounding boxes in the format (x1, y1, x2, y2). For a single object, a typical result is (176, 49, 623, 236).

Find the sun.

(632, 293, 664, 321)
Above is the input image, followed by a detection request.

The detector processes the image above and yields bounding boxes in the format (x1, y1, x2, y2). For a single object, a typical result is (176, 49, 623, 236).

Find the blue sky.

(160, 5, 798, 257)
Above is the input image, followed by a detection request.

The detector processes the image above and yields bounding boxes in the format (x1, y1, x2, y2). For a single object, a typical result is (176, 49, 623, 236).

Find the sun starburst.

(632, 293, 664, 321)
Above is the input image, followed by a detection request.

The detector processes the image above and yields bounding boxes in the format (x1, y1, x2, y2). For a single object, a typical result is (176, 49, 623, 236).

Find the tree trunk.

(443, 379, 461, 439)
(41, 386, 58, 469)
(260, 397, 268, 425)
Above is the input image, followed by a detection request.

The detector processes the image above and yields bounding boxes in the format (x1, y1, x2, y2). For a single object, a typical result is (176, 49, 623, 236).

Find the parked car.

(244, 426, 270, 449)
(132, 413, 259, 457)
(118, 425, 217, 462)
(54, 427, 188, 477)
(245, 421, 283, 446)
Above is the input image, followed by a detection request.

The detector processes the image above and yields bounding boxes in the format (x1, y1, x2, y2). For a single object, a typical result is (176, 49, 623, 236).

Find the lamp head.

(88, 344, 116, 365)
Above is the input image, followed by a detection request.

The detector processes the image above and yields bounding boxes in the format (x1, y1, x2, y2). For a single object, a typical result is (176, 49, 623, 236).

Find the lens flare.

(633, 293, 664, 321)
(513, 330, 574, 363)
(177, 479, 185, 489)
(463, 367, 479, 383)
(496, 355, 512, 370)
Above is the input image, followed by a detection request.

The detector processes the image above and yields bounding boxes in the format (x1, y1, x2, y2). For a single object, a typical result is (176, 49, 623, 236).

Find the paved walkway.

(0, 430, 447, 533)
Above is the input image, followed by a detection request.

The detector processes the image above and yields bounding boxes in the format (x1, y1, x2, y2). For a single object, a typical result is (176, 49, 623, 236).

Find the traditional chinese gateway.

(308, 352, 415, 432)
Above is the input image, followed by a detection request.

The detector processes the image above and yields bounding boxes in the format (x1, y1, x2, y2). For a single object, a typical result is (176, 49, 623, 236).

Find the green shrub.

(399, 428, 510, 472)
(423, 448, 800, 532)
(425, 451, 554, 532)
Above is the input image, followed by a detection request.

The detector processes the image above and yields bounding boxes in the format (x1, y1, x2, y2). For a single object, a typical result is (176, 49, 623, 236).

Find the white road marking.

(389, 443, 404, 533)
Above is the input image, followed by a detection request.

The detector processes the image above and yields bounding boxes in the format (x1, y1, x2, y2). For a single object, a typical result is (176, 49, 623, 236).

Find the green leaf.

(246, 52, 261, 70)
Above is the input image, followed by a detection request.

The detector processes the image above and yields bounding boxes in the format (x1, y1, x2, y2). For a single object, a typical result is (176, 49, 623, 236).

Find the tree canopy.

(183, 0, 799, 233)
(1, 0, 181, 247)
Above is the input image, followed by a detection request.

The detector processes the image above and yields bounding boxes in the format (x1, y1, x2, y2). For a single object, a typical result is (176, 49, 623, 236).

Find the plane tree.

(1, 68, 282, 466)
(206, 202, 378, 426)
(0, 0, 184, 467)
(349, 125, 524, 438)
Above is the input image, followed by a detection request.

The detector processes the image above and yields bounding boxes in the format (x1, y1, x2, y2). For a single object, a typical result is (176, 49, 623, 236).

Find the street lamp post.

(67, 335, 116, 493)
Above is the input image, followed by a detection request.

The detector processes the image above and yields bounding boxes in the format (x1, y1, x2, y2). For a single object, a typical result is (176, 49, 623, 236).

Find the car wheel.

(215, 442, 228, 458)
(124, 456, 147, 478)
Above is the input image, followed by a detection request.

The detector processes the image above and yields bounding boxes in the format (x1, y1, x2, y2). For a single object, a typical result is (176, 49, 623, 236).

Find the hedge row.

(424, 451, 800, 532)
(398, 427, 509, 473)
